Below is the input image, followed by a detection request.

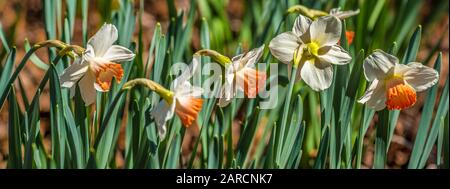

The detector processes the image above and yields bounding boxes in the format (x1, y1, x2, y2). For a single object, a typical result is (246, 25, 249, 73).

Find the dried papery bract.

(285, 5, 359, 20)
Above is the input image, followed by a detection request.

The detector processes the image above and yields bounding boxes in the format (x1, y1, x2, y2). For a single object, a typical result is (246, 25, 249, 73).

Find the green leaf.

(24, 39, 49, 70)
(0, 48, 16, 105)
(313, 126, 330, 169)
(95, 91, 126, 168)
(280, 95, 303, 168)
(165, 133, 182, 169)
(346, 49, 365, 99)
(65, 0, 76, 37)
(401, 25, 422, 64)
(418, 72, 449, 168)
(393, 0, 422, 47)
(367, 0, 386, 31)
(144, 23, 161, 77)
(16, 77, 30, 109)
(444, 114, 449, 169)
(0, 22, 10, 53)
(24, 90, 41, 169)
(409, 53, 442, 168)
(81, 0, 89, 45)
(236, 107, 261, 167)
(63, 103, 84, 168)
(373, 109, 390, 169)
(7, 86, 22, 168)
(276, 66, 297, 165)
(49, 64, 66, 168)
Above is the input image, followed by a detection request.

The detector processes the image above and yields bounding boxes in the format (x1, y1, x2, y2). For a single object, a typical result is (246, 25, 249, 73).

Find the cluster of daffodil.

(270, 9, 438, 112)
(57, 8, 438, 141)
(58, 23, 267, 139)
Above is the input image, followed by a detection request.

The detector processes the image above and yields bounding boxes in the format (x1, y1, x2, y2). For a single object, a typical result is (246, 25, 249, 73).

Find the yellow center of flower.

(384, 74, 417, 110)
(306, 42, 320, 57)
(293, 42, 320, 67)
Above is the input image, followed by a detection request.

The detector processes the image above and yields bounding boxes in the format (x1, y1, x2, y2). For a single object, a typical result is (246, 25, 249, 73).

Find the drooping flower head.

(195, 46, 267, 107)
(269, 15, 352, 91)
(146, 56, 204, 138)
(60, 23, 135, 105)
(218, 45, 267, 107)
(358, 50, 439, 111)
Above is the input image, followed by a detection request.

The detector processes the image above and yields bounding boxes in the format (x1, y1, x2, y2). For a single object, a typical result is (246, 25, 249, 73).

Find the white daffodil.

(218, 45, 267, 107)
(358, 50, 439, 111)
(150, 56, 204, 138)
(60, 23, 135, 105)
(269, 15, 352, 91)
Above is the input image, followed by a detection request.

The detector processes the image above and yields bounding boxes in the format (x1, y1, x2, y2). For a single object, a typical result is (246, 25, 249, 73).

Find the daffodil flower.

(60, 23, 135, 105)
(217, 45, 267, 107)
(150, 56, 203, 138)
(358, 50, 439, 111)
(269, 15, 352, 91)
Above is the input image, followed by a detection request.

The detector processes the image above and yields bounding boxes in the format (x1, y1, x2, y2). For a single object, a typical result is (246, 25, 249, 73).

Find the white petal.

(218, 89, 232, 107)
(307, 16, 341, 47)
(358, 79, 380, 103)
(84, 45, 96, 60)
(402, 62, 439, 92)
(300, 59, 333, 91)
(102, 45, 135, 62)
(242, 45, 265, 68)
(69, 85, 76, 98)
(78, 71, 97, 106)
(218, 74, 234, 107)
(269, 32, 300, 64)
(360, 80, 387, 111)
(363, 49, 397, 81)
(94, 83, 107, 92)
(150, 99, 176, 139)
(292, 14, 312, 37)
(318, 45, 352, 65)
(59, 59, 89, 88)
(87, 23, 118, 57)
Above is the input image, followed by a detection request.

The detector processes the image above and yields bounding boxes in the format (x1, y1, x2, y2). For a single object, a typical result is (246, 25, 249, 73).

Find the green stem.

(0, 47, 36, 109)
(187, 84, 220, 169)
(0, 40, 82, 109)
(94, 90, 125, 148)
(226, 99, 235, 168)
